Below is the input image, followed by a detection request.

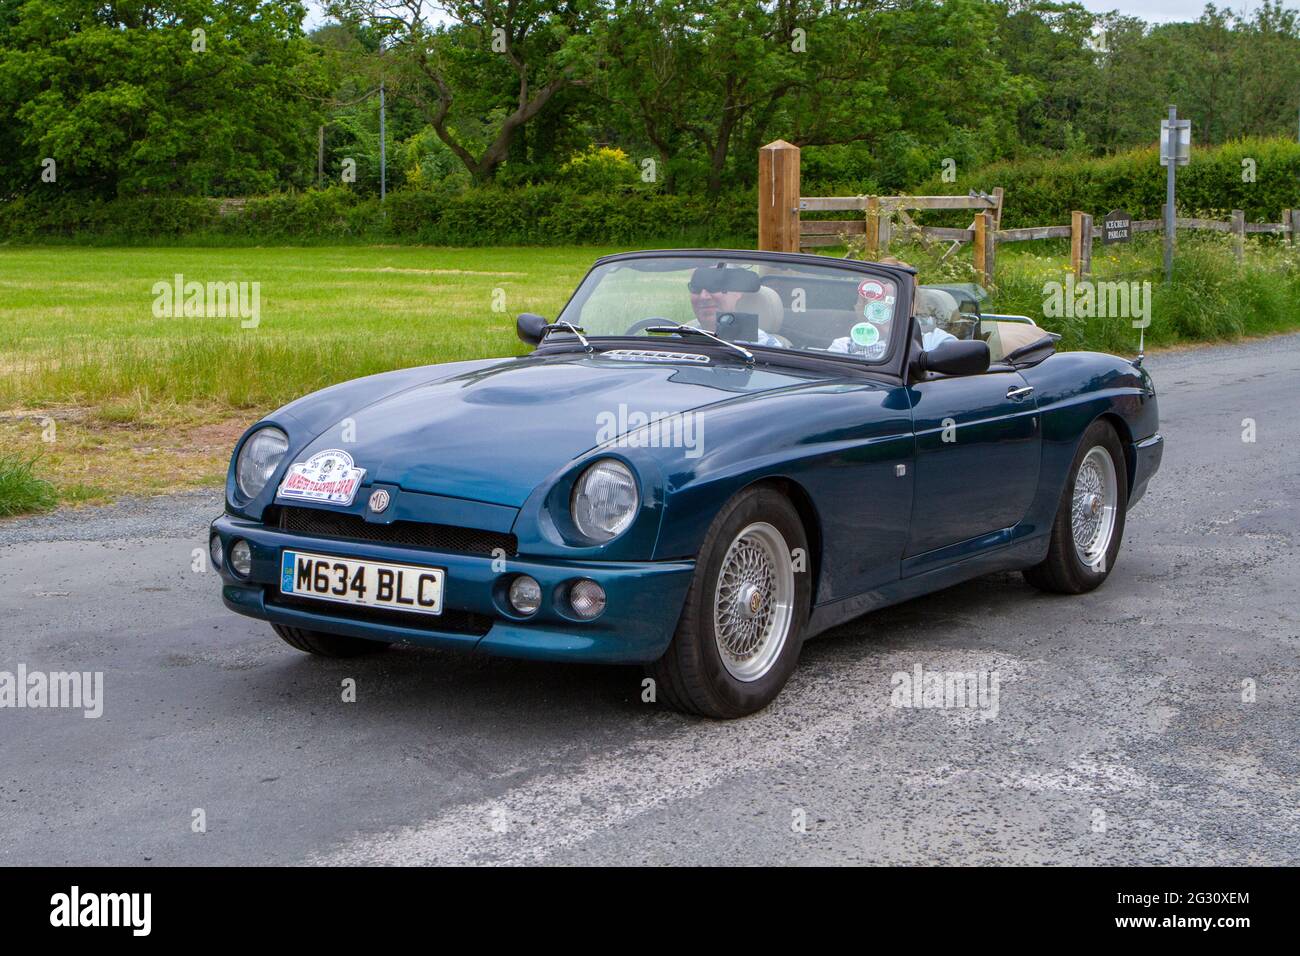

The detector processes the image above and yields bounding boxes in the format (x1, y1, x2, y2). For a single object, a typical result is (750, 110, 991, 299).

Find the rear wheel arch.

(1025, 418, 1129, 594)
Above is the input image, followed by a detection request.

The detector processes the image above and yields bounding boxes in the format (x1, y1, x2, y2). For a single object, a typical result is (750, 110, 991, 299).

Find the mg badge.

(368, 489, 391, 513)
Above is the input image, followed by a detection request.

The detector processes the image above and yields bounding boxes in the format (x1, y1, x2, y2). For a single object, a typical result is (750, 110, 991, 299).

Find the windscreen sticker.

(850, 322, 880, 346)
(277, 449, 366, 506)
(857, 279, 886, 300)
(864, 301, 893, 323)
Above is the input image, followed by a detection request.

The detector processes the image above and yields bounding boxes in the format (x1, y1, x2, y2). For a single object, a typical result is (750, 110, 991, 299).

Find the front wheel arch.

(741, 476, 822, 612)
(649, 484, 814, 718)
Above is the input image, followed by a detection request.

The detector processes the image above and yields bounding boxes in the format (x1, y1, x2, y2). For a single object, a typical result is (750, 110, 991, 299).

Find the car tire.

(1024, 420, 1128, 595)
(648, 486, 812, 719)
(271, 623, 391, 658)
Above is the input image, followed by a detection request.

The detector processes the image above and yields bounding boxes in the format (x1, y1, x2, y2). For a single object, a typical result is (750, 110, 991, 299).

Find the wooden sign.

(1102, 209, 1132, 244)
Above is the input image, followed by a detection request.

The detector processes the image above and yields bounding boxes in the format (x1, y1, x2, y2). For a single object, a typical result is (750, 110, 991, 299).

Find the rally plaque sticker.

(857, 279, 886, 301)
(277, 449, 366, 506)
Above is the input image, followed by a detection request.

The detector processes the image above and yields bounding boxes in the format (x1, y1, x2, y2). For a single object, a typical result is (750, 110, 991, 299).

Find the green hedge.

(911, 137, 1300, 228)
(0, 185, 757, 246)
(11, 137, 1295, 244)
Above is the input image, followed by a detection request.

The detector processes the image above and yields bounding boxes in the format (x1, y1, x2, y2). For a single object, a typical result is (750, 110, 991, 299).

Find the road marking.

(311, 651, 1027, 865)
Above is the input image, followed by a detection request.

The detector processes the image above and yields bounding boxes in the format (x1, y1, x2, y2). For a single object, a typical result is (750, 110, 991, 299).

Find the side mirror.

(517, 312, 548, 346)
(917, 338, 990, 376)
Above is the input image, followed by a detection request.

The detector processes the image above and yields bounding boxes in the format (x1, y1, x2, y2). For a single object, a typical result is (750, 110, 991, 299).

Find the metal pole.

(379, 81, 387, 202)
(1164, 105, 1176, 283)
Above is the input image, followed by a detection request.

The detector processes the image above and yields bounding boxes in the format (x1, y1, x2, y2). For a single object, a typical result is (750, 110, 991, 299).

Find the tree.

(327, 0, 599, 183)
(0, 0, 329, 196)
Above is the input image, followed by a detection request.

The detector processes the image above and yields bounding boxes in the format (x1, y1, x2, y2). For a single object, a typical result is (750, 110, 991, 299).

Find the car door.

(903, 362, 1041, 565)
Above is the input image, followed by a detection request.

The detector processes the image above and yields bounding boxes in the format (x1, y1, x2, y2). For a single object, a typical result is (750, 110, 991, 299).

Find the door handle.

(1006, 385, 1034, 400)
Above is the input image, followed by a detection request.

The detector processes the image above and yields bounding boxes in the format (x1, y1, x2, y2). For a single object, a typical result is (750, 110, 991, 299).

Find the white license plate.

(280, 550, 444, 616)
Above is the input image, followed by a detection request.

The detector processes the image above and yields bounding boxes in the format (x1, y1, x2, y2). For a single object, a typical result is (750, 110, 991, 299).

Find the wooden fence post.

(879, 204, 893, 257)
(1284, 209, 1294, 245)
(758, 140, 800, 252)
(1071, 210, 1093, 280)
(864, 196, 881, 259)
(991, 186, 1005, 230)
(1289, 209, 1300, 246)
(1231, 209, 1245, 263)
(973, 212, 995, 287)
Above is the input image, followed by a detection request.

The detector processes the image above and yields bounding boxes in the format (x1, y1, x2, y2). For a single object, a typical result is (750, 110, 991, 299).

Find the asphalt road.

(2, 335, 1298, 866)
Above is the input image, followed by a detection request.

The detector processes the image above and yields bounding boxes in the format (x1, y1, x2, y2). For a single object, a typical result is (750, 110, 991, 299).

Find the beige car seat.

(736, 286, 792, 348)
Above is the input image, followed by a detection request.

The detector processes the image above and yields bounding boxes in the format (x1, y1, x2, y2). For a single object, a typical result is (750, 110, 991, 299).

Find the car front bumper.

(212, 514, 695, 664)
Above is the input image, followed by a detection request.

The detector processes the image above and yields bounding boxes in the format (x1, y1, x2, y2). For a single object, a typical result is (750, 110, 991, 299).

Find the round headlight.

(571, 459, 639, 542)
(236, 427, 289, 499)
(508, 575, 542, 616)
(229, 539, 252, 577)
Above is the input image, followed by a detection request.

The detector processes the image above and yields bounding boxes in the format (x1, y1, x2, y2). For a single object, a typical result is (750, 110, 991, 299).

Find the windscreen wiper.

(541, 320, 592, 352)
(644, 324, 753, 364)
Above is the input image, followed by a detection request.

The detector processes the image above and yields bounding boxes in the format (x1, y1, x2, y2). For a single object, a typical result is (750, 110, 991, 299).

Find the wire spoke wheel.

(712, 521, 795, 682)
(1071, 445, 1118, 568)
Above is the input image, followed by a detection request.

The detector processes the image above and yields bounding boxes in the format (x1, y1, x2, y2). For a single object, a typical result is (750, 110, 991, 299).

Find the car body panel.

(904, 368, 1041, 560)
(280, 353, 821, 509)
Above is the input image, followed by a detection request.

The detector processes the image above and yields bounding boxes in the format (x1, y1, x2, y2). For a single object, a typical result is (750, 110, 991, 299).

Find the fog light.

(508, 575, 542, 616)
(229, 539, 252, 577)
(569, 579, 606, 620)
(209, 533, 223, 570)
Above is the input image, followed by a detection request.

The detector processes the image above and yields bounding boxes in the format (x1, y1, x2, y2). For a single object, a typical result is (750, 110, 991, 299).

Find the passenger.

(828, 261, 955, 358)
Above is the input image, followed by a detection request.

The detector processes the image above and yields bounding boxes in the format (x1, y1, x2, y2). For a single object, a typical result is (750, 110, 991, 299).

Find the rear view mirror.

(918, 339, 990, 376)
(690, 266, 761, 293)
(517, 312, 548, 346)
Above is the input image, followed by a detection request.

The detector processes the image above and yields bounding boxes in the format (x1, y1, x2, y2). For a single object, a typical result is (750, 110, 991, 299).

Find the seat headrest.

(736, 286, 785, 333)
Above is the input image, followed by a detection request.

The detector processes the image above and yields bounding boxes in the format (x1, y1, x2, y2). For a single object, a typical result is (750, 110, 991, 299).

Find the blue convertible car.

(213, 250, 1162, 718)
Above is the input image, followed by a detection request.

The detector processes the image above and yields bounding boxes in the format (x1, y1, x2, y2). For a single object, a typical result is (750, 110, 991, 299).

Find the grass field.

(0, 245, 621, 507)
(2, 239, 1297, 513)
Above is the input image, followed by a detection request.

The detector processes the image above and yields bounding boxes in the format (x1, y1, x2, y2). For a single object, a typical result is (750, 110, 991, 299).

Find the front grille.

(271, 505, 517, 557)
(269, 591, 494, 637)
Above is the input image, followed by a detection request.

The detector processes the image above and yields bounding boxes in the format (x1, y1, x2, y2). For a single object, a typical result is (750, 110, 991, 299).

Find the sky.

(1077, 0, 1248, 22)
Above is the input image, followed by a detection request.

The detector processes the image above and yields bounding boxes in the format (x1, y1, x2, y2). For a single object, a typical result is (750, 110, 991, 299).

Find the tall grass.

(0, 453, 58, 516)
(856, 232, 1300, 355)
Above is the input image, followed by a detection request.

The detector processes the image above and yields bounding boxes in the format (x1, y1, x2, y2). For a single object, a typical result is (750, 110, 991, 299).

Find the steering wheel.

(624, 317, 675, 336)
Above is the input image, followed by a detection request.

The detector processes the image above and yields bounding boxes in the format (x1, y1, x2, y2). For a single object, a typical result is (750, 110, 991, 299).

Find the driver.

(688, 267, 784, 347)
